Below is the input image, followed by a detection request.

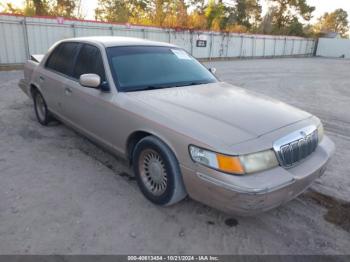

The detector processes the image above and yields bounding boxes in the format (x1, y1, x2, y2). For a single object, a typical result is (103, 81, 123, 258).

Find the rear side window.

(73, 44, 106, 81)
(46, 42, 80, 77)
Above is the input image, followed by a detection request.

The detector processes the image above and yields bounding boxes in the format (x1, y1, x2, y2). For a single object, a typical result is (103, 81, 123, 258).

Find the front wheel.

(132, 136, 187, 206)
(33, 90, 53, 126)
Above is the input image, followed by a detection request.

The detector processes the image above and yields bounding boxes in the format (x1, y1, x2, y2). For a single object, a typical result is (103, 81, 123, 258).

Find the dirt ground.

(0, 58, 349, 254)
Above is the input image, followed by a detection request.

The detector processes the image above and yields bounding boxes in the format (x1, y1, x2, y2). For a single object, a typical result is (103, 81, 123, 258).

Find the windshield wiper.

(125, 81, 209, 92)
(126, 85, 171, 92)
(175, 81, 207, 87)
(143, 85, 171, 90)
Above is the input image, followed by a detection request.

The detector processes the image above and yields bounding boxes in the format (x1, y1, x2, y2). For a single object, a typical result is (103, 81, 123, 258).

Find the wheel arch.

(29, 83, 40, 99)
(126, 131, 152, 165)
(126, 130, 180, 167)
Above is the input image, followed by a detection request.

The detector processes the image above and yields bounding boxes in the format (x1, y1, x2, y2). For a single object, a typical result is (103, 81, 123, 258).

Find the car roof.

(61, 36, 178, 48)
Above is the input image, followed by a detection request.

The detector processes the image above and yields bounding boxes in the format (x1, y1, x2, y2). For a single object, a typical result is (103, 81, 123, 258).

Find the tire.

(132, 136, 187, 206)
(33, 89, 53, 126)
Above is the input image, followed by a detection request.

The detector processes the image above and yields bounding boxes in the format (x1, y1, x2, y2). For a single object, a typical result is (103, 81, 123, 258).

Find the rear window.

(46, 42, 80, 77)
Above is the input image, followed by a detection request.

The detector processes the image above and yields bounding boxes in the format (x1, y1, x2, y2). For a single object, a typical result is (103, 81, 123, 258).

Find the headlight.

(239, 150, 278, 174)
(317, 123, 324, 142)
(189, 145, 278, 175)
(189, 145, 244, 174)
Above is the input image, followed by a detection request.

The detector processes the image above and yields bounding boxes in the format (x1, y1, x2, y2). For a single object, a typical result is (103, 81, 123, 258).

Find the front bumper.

(181, 136, 335, 216)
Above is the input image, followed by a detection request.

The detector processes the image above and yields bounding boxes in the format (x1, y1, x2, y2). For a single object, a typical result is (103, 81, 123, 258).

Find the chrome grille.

(273, 126, 318, 168)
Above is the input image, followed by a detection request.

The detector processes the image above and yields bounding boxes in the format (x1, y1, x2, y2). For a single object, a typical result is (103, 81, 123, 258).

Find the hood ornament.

(300, 131, 307, 138)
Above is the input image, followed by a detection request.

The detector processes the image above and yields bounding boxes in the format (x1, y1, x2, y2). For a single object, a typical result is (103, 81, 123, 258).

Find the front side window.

(73, 44, 106, 81)
(106, 46, 217, 92)
(46, 42, 80, 77)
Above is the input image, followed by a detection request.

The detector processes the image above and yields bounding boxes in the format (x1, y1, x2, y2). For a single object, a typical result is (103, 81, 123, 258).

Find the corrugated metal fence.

(316, 38, 350, 58)
(0, 14, 316, 65)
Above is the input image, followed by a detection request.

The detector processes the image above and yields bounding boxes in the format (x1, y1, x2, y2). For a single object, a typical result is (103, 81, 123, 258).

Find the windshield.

(106, 46, 217, 92)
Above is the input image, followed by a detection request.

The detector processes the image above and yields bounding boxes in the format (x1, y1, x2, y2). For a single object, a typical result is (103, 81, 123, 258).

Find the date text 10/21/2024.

(127, 255, 219, 261)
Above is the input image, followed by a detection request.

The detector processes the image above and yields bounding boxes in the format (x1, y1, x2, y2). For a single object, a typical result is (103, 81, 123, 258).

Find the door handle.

(65, 87, 72, 95)
(39, 76, 45, 82)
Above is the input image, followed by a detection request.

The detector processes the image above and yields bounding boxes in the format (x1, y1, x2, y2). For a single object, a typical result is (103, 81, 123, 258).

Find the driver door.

(62, 43, 117, 148)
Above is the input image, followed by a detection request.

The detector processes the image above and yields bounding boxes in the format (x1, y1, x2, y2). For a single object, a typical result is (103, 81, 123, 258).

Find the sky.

(4, 0, 350, 24)
(263, 0, 350, 23)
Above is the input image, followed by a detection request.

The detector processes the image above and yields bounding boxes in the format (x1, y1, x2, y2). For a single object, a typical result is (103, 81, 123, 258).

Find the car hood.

(126, 82, 311, 147)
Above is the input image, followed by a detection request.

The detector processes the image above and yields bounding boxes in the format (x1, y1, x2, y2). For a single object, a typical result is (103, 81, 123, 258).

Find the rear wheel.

(132, 136, 187, 206)
(33, 90, 53, 126)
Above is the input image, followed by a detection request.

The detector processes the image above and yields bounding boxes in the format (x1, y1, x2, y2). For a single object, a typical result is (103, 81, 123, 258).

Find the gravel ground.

(0, 58, 349, 254)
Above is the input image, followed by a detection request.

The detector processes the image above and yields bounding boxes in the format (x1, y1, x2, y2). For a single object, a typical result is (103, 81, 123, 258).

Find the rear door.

(41, 42, 80, 116)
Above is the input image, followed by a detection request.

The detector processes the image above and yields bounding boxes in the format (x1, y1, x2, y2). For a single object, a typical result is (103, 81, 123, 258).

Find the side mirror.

(209, 67, 217, 74)
(79, 74, 101, 88)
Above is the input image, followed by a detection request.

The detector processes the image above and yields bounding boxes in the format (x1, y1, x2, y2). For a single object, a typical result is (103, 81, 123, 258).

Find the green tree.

(95, 0, 185, 26)
(268, 0, 315, 28)
(187, 0, 209, 30)
(258, 6, 275, 34)
(226, 0, 262, 31)
(22, 0, 50, 16)
(51, 0, 80, 18)
(0, 2, 24, 14)
(162, 0, 189, 28)
(95, 0, 145, 23)
(1, 0, 80, 18)
(205, 0, 227, 30)
(286, 16, 304, 36)
(188, 0, 206, 14)
(95, 0, 190, 28)
(152, 0, 170, 26)
(314, 9, 349, 38)
(258, 0, 314, 36)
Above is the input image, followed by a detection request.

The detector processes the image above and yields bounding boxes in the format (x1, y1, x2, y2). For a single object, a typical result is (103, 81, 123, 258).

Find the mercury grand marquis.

(19, 37, 335, 215)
